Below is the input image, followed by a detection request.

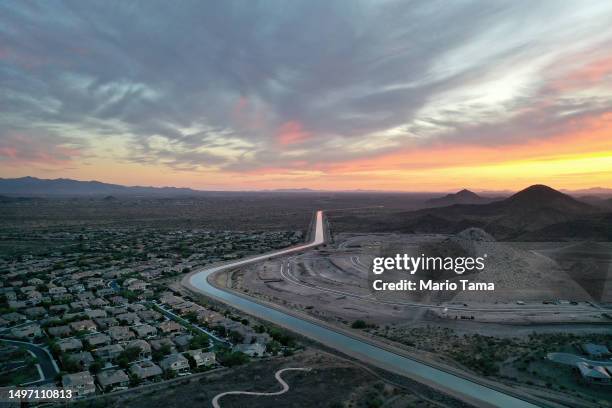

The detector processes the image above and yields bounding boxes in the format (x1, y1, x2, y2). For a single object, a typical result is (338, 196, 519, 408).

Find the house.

(106, 306, 128, 316)
(85, 309, 107, 319)
(160, 354, 189, 372)
(130, 361, 162, 380)
(21, 285, 37, 294)
(70, 301, 90, 311)
(124, 278, 147, 291)
(173, 302, 199, 315)
(85, 333, 111, 347)
(576, 362, 611, 384)
(196, 309, 224, 325)
(28, 278, 44, 286)
(62, 371, 96, 397)
(96, 369, 129, 390)
(57, 338, 83, 353)
(184, 349, 215, 367)
(11, 323, 42, 339)
(159, 320, 182, 334)
(172, 334, 193, 350)
(3, 291, 17, 301)
(23, 306, 46, 319)
(160, 293, 183, 306)
(52, 293, 73, 302)
(2, 312, 25, 323)
(77, 291, 96, 302)
(234, 342, 265, 357)
(137, 309, 162, 323)
(47, 325, 72, 338)
(86, 278, 104, 289)
(93, 317, 118, 330)
(8, 300, 27, 309)
(89, 298, 109, 308)
(69, 320, 97, 332)
(150, 338, 176, 353)
(65, 351, 95, 369)
(93, 344, 124, 362)
(49, 305, 70, 315)
(26, 291, 43, 303)
(140, 270, 161, 281)
(108, 326, 135, 342)
(127, 303, 147, 312)
(109, 296, 128, 305)
(246, 332, 271, 346)
(132, 324, 157, 338)
(116, 312, 140, 325)
(95, 288, 115, 297)
(126, 339, 151, 359)
(48, 286, 67, 296)
(69, 284, 86, 293)
(581, 343, 610, 358)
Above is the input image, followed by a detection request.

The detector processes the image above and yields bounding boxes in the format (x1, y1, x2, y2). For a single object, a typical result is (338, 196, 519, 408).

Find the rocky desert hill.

(424, 189, 499, 207)
(395, 184, 609, 241)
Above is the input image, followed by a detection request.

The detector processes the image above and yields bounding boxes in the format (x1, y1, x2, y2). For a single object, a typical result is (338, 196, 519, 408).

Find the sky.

(1, 0, 612, 192)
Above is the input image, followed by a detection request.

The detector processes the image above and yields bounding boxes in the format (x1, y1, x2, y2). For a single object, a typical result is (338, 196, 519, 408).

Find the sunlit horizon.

(1, 1, 611, 192)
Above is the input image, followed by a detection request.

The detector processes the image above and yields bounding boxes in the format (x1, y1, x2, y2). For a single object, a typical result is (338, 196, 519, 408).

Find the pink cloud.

(0, 133, 82, 167)
(277, 121, 310, 145)
(548, 52, 612, 93)
(233, 96, 249, 117)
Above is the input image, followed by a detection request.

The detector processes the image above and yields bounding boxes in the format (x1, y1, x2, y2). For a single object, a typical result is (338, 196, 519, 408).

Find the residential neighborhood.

(0, 227, 301, 399)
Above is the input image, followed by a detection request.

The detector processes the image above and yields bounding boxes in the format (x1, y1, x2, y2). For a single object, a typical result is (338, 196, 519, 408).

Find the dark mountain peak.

(425, 188, 484, 207)
(509, 184, 569, 202)
(455, 189, 479, 198)
(517, 184, 558, 195)
(503, 184, 591, 212)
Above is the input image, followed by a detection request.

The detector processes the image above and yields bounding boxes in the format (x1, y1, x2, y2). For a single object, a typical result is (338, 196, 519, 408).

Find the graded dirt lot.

(226, 232, 608, 330)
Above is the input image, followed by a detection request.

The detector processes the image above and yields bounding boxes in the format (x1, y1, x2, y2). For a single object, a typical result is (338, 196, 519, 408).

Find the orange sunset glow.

(1, 1, 611, 192)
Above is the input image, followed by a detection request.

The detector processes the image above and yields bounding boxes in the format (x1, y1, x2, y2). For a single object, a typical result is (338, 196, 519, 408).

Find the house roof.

(97, 369, 129, 387)
(63, 371, 94, 387)
(130, 361, 162, 378)
(576, 362, 611, 379)
(583, 343, 610, 355)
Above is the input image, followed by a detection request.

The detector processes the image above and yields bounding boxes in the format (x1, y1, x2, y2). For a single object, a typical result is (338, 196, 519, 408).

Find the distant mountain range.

(0, 176, 610, 202)
(561, 187, 612, 196)
(425, 189, 502, 207)
(0, 176, 201, 197)
(397, 185, 611, 240)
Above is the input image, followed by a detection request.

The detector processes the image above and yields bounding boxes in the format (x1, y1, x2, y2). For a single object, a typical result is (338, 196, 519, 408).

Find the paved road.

(184, 210, 549, 408)
(0, 339, 59, 385)
(211, 367, 311, 408)
(152, 301, 230, 345)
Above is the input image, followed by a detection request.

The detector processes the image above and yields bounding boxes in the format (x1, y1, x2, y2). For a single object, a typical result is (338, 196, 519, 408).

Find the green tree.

(218, 351, 249, 367)
(351, 320, 367, 329)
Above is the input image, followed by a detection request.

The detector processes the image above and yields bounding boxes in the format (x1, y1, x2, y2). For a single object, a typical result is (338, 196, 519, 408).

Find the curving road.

(184, 210, 547, 408)
(0, 339, 59, 385)
(211, 367, 311, 408)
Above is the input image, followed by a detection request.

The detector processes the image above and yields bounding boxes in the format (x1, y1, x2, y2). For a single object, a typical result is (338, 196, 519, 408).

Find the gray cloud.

(1, 0, 611, 172)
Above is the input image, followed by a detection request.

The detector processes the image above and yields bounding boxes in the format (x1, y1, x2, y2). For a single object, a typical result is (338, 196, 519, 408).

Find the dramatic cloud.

(0, 0, 611, 189)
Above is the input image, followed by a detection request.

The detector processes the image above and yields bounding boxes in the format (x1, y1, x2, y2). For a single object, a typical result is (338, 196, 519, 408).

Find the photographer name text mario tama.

(372, 279, 494, 292)
(371, 254, 495, 292)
